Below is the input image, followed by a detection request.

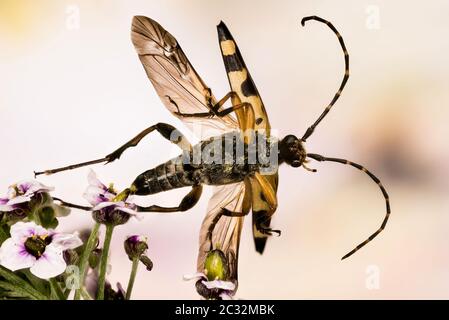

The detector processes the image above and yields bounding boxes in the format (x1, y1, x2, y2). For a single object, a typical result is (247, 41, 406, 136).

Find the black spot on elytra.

(241, 77, 258, 97)
(217, 21, 233, 41)
(223, 54, 243, 72)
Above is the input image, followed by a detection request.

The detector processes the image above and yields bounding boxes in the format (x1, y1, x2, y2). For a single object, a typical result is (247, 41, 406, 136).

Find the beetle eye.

(291, 160, 301, 167)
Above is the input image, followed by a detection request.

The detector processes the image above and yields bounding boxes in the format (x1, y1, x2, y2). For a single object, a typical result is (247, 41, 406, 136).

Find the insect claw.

(260, 227, 281, 237)
(272, 230, 281, 237)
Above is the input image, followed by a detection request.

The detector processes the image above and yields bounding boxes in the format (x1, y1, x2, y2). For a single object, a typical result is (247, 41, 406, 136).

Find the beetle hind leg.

(136, 185, 202, 213)
(35, 122, 190, 176)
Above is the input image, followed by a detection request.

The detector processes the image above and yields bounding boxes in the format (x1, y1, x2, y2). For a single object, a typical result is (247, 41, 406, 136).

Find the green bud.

(204, 249, 229, 281)
(63, 249, 79, 265)
(29, 192, 53, 208)
(88, 248, 102, 269)
(37, 206, 56, 229)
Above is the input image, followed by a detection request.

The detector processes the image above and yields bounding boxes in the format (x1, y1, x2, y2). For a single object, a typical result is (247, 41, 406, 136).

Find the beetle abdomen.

(132, 156, 194, 196)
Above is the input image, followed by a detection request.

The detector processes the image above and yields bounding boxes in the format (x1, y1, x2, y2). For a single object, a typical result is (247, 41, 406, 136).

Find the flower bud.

(83, 170, 139, 227)
(36, 206, 57, 229)
(63, 249, 79, 265)
(29, 192, 53, 208)
(1, 181, 55, 224)
(92, 208, 131, 226)
(204, 249, 229, 281)
(88, 248, 102, 269)
(124, 235, 148, 260)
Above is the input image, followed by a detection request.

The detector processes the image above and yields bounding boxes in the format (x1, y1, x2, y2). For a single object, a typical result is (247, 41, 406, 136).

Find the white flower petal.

(87, 169, 107, 190)
(51, 233, 83, 251)
(10, 222, 47, 242)
(117, 206, 138, 216)
(202, 280, 236, 291)
(6, 195, 32, 206)
(0, 204, 14, 212)
(92, 201, 117, 211)
(0, 238, 36, 271)
(133, 212, 144, 221)
(21, 181, 54, 196)
(83, 186, 115, 205)
(6, 186, 18, 199)
(30, 245, 66, 279)
(183, 272, 206, 281)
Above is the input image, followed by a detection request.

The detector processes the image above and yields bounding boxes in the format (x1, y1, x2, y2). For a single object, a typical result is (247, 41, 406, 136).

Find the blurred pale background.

(1, 0, 448, 299)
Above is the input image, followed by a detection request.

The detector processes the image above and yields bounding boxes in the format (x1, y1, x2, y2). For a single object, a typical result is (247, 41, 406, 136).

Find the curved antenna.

(307, 153, 391, 260)
(301, 16, 349, 142)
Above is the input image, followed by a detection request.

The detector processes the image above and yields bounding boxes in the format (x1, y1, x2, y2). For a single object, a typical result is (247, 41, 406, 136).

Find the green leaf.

(20, 270, 50, 296)
(49, 278, 65, 300)
(0, 281, 39, 300)
(38, 206, 56, 229)
(53, 203, 71, 217)
(0, 266, 48, 300)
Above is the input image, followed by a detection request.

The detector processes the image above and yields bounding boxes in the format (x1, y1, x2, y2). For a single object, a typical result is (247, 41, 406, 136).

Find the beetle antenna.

(300, 16, 349, 142)
(307, 153, 390, 260)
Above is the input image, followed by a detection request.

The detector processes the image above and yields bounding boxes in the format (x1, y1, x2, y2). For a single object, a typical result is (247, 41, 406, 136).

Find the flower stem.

(0, 225, 8, 244)
(74, 222, 100, 300)
(96, 224, 114, 300)
(125, 258, 139, 300)
(80, 287, 93, 300)
(49, 278, 65, 300)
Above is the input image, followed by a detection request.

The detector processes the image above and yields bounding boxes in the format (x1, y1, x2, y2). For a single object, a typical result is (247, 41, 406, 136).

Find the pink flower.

(0, 181, 53, 212)
(83, 170, 141, 225)
(0, 222, 82, 279)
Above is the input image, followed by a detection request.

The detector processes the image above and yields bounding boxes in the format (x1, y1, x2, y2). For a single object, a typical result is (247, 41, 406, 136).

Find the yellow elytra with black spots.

(217, 21, 271, 136)
(218, 21, 278, 254)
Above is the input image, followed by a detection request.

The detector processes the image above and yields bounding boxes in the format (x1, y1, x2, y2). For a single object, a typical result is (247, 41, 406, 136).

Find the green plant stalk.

(125, 257, 139, 300)
(74, 222, 100, 300)
(80, 287, 92, 300)
(22, 270, 48, 295)
(96, 224, 114, 300)
(0, 225, 8, 244)
(49, 278, 65, 300)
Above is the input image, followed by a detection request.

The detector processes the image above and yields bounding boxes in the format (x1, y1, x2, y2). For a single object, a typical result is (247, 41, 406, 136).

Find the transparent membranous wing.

(197, 182, 247, 298)
(131, 16, 238, 139)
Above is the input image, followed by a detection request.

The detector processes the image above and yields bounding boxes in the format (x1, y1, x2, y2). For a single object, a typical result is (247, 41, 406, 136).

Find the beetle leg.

(35, 122, 190, 176)
(173, 90, 254, 120)
(136, 185, 202, 213)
